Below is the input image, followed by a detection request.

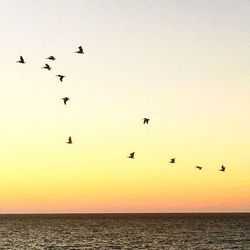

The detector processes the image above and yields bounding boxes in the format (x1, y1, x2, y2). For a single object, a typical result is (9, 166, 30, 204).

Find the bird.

(219, 165, 226, 172)
(128, 152, 135, 159)
(169, 158, 175, 164)
(16, 56, 25, 64)
(56, 75, 65, 82)
(61, 97, 70, 105)
(67, 136, 72, 144)
(75, 46, 84, 54)
(46, 56, 56, 61)
(143, 118, 150, 124)
(42, 63, 52, 71)
(195, 166, 203, 170)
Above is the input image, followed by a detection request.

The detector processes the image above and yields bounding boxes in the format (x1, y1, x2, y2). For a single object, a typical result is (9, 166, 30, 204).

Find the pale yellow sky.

(0, 0, 249, 213)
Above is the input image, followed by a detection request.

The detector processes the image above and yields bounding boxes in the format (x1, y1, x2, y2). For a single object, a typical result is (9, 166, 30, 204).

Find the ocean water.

(0, 213, 249, 249)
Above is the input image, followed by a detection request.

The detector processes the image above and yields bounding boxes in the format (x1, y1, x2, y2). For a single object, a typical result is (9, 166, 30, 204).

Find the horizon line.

(0, 212, 249, 215)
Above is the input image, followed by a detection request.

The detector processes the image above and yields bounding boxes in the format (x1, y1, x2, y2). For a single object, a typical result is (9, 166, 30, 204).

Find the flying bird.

(195, 166, 203, 170)
(219, 165, 226, 172)
(42, 63, 52, 71)
(128, 152, 135, 159)
(16, 56, 25, 64)
(169, 158, 175, 164)
(56, 75, 65, 82)
(143, 118, 150, 124)
(75, 46, 84, 54)
(46, 56, 56, 61)
(61, 97, 70, 105)
(67, 136, 72, 144)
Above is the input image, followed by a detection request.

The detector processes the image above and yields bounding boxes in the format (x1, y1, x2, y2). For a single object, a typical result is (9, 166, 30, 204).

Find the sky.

(0, 0, 249, 213)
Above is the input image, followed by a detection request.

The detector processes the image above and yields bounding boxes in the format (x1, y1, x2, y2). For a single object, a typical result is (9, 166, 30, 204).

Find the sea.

(0, 213, 249, 249)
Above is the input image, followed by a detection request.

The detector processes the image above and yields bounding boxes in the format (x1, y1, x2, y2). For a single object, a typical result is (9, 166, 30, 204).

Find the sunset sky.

(0, 0, 249, 213)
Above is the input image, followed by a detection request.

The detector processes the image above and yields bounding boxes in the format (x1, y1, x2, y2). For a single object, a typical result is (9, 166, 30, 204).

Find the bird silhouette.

(67, 136, 72, 144)
(143, 118, 150, 124)
(196, 166, 203, 170)
(128, 152, 135, 159)
(75, 46, 84, 54)
(169, 158, 175, 164)
(56, 75, 65, 82)
(42, 63, 52, 71)
(219, 165, 226, 172)
(46, 56, 56, 61)
(61, 97, 70, 105)
(16, 56, 25, 64)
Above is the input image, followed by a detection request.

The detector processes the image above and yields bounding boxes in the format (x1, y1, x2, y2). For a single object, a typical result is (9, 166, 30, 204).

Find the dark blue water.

(0, 213, 249, 249)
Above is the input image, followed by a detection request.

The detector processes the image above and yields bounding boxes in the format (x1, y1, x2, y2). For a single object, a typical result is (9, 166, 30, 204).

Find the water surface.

(0, 213, 249, 249)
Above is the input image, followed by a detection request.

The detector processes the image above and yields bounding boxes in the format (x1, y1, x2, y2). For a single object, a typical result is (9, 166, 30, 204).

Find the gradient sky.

(0, 0, 249, 213)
